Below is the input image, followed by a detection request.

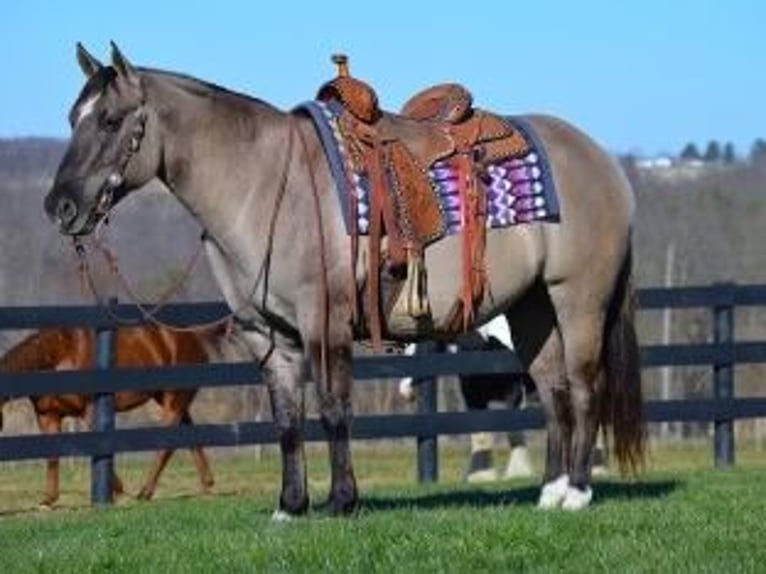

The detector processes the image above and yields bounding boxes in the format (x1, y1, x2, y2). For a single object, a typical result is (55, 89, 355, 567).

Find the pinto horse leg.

(461, 379, 498, 483)
(503, 377, 534, 479)
(36, 413, 62, 508)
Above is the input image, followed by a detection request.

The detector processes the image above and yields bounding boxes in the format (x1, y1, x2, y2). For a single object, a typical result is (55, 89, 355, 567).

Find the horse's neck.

(148, 75, 294, 252)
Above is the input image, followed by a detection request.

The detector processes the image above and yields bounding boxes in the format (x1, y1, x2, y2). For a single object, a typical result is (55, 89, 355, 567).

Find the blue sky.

(2, 0, 764, 156)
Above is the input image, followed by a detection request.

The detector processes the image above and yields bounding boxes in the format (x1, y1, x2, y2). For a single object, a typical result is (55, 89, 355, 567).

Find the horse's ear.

(110, 41, 139, 83)
(76, 42, 103, 78)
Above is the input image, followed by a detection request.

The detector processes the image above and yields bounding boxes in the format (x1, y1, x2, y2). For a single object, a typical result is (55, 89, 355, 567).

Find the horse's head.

(44, 43, 161, 236)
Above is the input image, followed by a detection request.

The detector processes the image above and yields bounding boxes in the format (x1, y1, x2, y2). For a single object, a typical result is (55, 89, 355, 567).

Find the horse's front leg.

(309, 339, 358, 515)
(256, 342, 310, 518)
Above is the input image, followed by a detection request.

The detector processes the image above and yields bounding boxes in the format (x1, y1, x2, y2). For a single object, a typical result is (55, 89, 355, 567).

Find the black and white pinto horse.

(399, 316, 607, 482)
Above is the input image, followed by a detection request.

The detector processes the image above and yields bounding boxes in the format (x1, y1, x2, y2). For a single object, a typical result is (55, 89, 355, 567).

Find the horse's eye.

(99, 112, 123, 133)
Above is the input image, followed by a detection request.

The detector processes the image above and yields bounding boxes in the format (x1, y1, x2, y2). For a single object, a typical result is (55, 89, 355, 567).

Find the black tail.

(601, 246, 646, 474)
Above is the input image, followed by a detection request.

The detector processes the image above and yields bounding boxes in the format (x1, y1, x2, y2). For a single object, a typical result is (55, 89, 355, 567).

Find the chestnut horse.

(44, 44, 644, 517)
(0, 325, 218, 507)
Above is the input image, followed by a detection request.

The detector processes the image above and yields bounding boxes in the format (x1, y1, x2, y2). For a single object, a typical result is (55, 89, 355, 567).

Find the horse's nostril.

(56, 197, 78, 225)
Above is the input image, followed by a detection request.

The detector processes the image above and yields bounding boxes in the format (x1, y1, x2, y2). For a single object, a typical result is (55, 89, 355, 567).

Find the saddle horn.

(332, 53, 350, 78)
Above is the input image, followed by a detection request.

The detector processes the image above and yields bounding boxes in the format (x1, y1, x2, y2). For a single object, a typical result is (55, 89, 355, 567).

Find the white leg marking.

(398, 343, 418, 401)
(504, 446, 534, 479)
(398, 378, 415, 401)
(538, 474, 569, 509)
(562, 486, 593, 511)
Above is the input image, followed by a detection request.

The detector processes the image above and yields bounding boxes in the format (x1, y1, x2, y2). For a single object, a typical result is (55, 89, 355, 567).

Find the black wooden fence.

(1, 283, 766, 505)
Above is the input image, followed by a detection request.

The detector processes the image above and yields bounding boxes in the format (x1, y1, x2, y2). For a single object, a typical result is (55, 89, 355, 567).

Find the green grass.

(1, 441, 765, 573)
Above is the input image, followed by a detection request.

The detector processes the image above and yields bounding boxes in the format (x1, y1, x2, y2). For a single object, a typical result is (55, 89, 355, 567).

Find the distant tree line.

(680, 138, 766, 164)
(0, 138, 64, 180)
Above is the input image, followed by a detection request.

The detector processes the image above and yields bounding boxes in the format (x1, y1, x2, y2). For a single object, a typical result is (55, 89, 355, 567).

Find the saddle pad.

(296, 101, 560, 237)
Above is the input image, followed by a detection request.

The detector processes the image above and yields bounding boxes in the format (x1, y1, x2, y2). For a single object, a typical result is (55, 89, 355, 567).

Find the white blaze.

(74, 93, 101, 126)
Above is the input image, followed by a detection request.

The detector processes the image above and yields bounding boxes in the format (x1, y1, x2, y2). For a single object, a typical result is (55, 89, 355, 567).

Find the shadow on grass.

(0, 481, 682, 519)
(356, 478, 682, 513)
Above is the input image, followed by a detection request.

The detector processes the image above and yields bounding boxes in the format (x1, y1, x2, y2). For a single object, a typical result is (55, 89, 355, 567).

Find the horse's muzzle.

(44, 187, 74, 225)
(54, 197, 79, 228)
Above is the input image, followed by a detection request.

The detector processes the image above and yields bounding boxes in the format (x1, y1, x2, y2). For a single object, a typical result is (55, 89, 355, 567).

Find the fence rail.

(1, 283, 766, 504)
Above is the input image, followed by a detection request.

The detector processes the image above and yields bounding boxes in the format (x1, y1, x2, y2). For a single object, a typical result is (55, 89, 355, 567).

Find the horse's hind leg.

(36, 413, 62, 508)
(137, 407, 184, 500)
(505, 284, 571, 509)
(549, 283, 607, 510)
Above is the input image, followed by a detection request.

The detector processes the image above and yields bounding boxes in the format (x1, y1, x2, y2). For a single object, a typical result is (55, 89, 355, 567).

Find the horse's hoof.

(136, 488, 154, 501)
(537, 474, 569, 510)
(329, 484, 358, 516)
(37, 501, 54, 511)
(329, 498, 358, 517)
(279, 491, 309, 516)
(561, 486, 593, 511)
(466, 468, 499, 484)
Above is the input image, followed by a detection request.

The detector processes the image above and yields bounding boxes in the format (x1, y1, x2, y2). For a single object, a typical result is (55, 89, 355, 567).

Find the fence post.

(91, 299, 117, 505)
(713, 283, 735, 468)
(416, 342, 438, 483)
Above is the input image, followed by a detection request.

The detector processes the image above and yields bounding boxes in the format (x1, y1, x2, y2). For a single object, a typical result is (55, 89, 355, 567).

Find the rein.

(73, 232, 217, 333)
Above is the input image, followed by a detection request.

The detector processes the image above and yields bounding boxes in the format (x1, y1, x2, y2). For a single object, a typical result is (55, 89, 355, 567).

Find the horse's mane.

(140, 67, 278, 111)
(0, 329, 74, 374)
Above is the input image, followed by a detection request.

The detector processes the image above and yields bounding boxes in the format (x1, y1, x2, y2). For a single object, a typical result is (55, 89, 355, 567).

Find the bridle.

(85, 104, 148, 232)
(71, 113, 330, 378)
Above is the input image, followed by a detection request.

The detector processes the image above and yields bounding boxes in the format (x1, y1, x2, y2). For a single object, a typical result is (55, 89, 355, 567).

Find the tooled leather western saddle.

(315, 55, 529, 347)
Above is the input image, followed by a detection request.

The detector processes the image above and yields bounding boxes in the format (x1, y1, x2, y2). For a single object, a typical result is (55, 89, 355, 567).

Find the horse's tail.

(601, 245, 646, 474)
